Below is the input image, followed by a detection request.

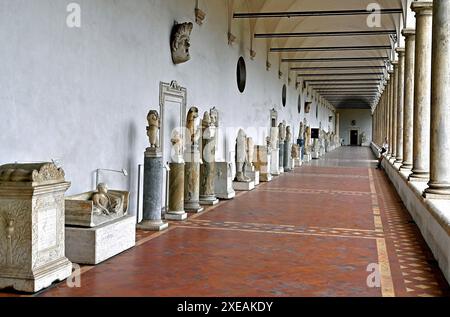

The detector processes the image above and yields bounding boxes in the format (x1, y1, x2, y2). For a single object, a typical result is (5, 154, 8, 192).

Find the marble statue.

(270, 128, 279, 149)
(146, 110, 160, 149)
(184, 106, 203, 212)
(235, 129, 251, 182)
(247, 137, 255, 168)
(171, 129, 184, 162)
(170, 22, 193, 64)
(92, 183, 123, 216)
(186, 106, 200, 146)
(299, 122, 305, 140)
(279, 121, 286, 142)
(199, 111, 218, 204)
(305, 126, 312, 155)
(292, 144, 300, 160)
(286, 126, 292, 144)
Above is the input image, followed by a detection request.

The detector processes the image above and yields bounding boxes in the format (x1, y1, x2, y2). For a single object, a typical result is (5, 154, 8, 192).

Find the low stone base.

(279, 167, 284, 174)
(408, 176, 429, 183)
(165, 212, 188, 221)
(137, 220, 169, 231)
(216, 191, 235, 200)
(423, 191, 450, 200)
(65, 215, 136, 265)
(260, 173, 273, 182)
(185, 206, 204, 213)
(294, 159, 302, 167)
(246, 170, 260, 186)
(233, 181, 255, 191)
(200, 198, 219, 206)
(0, 258, 72, 293)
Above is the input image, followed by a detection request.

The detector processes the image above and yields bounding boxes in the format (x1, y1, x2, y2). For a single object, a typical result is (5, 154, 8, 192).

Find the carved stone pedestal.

(284, 142, 292, 172)
(137, 148, 168, 231)
(255, 146, 272, 182)
(245, 165, 260, 186)
(214, 162, 235, 200)
(233, 181, 255, 191)
(279, 142, 285, 173)
(166, 162, 188, 221)
(0, 163, 72, 293)
(270, 149, 281, 176)
(66, 215, 136, 265)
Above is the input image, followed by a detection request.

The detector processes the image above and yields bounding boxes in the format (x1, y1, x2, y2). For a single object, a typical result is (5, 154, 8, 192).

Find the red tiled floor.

(1, 147, 448, 297)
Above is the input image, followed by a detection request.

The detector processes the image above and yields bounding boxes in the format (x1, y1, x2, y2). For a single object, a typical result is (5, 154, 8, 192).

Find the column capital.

(395, 47, 406, 55)
(401, 28, 416, 38)
(411, 1, 433, 16)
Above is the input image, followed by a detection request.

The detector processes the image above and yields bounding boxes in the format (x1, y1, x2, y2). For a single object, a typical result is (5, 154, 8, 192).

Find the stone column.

(401, 28, 416, 171)
(391, 61, 399, 159)
(424, 0, 450, 198)
(166, 162, 188, 220)
(410, 1, 433, 182)
(279, 141, 285, 172)
(395, 47, 406, 164)
(386, 73, 393, 156)
(184, 145, 203, 213)
(138, 149, 168, 231)
(335, 113, 340, 140)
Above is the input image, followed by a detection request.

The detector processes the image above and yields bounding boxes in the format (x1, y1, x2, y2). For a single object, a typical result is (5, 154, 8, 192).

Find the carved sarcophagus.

(65, 190, 129, 228)
(0, 163, 72, 293)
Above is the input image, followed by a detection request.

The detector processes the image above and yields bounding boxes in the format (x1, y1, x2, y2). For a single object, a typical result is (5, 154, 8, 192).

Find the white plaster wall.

(337, 109, 373, 146)
(0, 0, 335, 214)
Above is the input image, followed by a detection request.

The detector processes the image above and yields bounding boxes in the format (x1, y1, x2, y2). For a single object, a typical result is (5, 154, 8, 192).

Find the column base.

(409, 173, 430, 183)
(0, 258, 72, 294)
(184, 202, 203, 213)
(216, 191, 236, 200)
(165, 211, 188, 221)
(423, 185, 450, 200)
(200, 196, 219, 206)
(137, 220, 169, 231)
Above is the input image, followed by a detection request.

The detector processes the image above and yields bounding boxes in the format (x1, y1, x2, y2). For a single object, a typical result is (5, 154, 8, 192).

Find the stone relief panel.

(0, 200, 31, 270)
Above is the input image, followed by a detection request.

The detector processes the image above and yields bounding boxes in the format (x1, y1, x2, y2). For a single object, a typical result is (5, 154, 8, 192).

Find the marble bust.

(147, 110, 160, 148)
(170, 22, 193, 64)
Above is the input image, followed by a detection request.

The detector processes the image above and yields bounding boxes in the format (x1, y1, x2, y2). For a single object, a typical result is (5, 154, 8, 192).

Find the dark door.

(350, 130, 359, 146)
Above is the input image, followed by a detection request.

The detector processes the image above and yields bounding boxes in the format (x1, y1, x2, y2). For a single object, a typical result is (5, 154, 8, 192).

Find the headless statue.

(235, 129, 251, 182)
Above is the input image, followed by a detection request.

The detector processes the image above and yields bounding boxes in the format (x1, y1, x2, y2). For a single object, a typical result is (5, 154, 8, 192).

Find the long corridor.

(38, 147, 449, 297)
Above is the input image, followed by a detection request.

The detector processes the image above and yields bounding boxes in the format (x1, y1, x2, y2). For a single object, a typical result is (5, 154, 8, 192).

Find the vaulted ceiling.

(230, 0, 412, 109)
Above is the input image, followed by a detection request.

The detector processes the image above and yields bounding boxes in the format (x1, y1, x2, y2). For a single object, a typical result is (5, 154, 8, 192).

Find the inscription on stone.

(38, 208, 57, 251)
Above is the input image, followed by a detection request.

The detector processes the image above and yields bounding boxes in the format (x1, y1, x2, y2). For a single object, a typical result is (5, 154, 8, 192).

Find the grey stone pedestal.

(137, 149, 168, 231)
